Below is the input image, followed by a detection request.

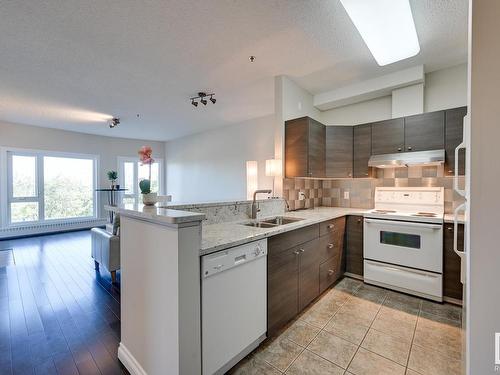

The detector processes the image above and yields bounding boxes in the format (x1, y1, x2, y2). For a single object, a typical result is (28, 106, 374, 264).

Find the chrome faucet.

(251, 189, 272, 219)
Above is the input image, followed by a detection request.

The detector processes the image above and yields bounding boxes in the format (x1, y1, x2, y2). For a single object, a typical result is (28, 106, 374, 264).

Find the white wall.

(320, 96, 392, 125)
(165, 115, 275, 203)
(392, 83, 424, 118)
(425, 64, 468, 112)
(281, 76, 322, 122)
(0, 120, 165, 220)
(468, 1, 500, 374)
(319, 64, 467, 125)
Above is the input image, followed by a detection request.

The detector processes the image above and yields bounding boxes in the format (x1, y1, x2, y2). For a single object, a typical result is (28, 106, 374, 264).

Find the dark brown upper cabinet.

(371, 118, 405, 155)
(285, 117, 325, 178)
(325, 126, 353, 178)
(353, 124, 373, 178)
(445, 106, 467, 176)
(404, 111, 445, 152)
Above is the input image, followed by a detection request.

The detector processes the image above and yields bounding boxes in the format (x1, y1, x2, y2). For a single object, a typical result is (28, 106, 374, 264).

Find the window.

(5, 150, 97, 225)
(118, 157, 163, 202)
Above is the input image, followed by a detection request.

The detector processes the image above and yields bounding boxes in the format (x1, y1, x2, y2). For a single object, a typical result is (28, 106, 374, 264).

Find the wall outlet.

(298, 191, 306, 200)
(344, 191, 350, 200)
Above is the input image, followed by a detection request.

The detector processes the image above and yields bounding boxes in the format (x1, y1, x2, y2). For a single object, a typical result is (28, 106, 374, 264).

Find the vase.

(142, 192, 157, 206)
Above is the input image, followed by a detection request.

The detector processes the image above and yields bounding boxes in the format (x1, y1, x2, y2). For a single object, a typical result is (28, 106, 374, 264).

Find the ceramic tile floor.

(229, 277, 463, 375)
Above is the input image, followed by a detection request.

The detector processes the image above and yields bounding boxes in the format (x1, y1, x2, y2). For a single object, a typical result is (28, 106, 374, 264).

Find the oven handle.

(364, 218, 442, 230)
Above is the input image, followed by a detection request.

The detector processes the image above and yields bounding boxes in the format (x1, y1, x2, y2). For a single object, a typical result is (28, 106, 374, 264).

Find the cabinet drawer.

(318, 233, 341, 263)
(320, 256, 341, 293)
(319, 217, 345, 237)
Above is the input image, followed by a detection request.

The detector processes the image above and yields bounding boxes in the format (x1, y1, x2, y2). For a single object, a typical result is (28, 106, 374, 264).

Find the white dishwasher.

(201, 239, 267, 375)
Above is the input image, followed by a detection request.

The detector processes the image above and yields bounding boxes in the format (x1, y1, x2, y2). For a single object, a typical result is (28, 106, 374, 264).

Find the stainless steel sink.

(241, 216, 304, 228)
(241, 222, 277, 228)
(261, 216, 304, 225)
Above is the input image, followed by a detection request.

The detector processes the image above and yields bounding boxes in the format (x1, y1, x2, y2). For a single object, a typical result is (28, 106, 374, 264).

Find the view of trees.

(10, 155, 94, 223)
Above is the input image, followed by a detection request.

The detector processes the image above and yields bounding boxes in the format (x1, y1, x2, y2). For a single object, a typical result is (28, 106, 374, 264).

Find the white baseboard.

(118, 343, 148, 375)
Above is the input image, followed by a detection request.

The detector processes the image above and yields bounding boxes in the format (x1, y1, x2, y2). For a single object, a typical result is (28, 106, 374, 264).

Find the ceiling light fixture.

(190, 92, 216, 107)
(108, 117, 120, 128)
(340, 0, 420, 66)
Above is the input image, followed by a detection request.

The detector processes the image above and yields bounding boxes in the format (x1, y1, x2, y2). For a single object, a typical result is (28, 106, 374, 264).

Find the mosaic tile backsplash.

(283, 165, 465, 213)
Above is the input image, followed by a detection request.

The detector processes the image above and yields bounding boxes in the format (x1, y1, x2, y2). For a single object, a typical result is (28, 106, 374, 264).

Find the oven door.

(364, 218, 443, 273)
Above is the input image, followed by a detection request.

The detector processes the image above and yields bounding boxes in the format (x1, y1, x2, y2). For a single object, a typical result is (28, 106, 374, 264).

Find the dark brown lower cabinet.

(267, 246, 299, 335)
(298, 239, 320, 310)
(345, 215, 364, 276)
(267, 219, 345, 335)
(443, 223, 464, 300)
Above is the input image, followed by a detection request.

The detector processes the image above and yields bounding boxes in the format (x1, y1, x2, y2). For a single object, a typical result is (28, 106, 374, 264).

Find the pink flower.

(138, 146, 154, 165)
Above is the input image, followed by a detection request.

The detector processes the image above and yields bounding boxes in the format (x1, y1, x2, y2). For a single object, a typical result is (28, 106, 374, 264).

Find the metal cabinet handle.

(397, 147, 402, 152)
(357, 218, 362, 223)
(327, 224, 334, 229)
(293, 250, 300, 255)
(299, 248, 305, 253)
(447, 226, 453, 231)
(328, 243, 334, 249)
(407, 146, 412, 151)
(328, 270, 335, 275)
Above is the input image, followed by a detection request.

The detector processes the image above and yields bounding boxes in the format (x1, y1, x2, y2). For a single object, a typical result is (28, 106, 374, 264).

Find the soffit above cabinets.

(313, 66, 425, 111)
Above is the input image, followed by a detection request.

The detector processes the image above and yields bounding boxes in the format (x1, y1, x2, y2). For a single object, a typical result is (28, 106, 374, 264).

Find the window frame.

(117, 156, 164, 202)
(1, 147, 100, 227)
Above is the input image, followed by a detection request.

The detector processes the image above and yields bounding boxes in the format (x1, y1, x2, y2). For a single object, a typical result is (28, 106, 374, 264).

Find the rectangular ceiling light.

(340, 0, 420, 66)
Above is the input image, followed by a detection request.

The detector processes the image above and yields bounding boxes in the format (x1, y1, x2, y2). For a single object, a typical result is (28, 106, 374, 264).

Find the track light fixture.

(190, 92, 216, 107)
(108, 117, 120, 128)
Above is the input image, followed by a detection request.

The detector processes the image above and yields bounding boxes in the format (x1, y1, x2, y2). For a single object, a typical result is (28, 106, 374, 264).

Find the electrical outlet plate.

(344, 191, 350, 200)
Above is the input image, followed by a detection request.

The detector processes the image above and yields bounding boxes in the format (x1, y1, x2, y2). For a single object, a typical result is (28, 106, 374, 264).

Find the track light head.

(108, 117, 120, 128)
(200, 98, 207, 105)
(190, 92, 216, 107)
(210, 96, 216, 104)
(191, 99, 198, 107)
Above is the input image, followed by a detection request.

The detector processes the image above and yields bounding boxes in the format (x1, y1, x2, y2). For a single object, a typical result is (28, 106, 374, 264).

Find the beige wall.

(0, 120, 165, 220)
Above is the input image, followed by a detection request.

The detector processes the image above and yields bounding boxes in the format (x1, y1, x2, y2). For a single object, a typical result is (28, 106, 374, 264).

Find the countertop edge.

(105, 204, 206, 225)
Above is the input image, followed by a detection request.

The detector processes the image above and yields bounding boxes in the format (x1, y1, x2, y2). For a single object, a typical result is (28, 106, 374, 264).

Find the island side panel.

(178, 223, 202, 375)
(119, 216, 181, 374)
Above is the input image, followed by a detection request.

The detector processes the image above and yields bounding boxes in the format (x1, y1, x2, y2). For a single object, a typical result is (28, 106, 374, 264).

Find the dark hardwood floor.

(0, 230, 128, 375)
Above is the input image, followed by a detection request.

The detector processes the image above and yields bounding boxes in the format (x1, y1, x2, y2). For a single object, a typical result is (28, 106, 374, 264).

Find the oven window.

(380, 231, 421, 249)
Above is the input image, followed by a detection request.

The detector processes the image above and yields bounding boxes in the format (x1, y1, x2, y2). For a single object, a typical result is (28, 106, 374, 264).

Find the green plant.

(139, 179, 151, 194)
(107, 170, 118, 182)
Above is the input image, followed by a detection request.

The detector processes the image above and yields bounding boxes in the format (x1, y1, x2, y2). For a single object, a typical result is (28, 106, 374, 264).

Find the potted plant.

(107, 170, 118, 189)
(138, 146, 157, 205)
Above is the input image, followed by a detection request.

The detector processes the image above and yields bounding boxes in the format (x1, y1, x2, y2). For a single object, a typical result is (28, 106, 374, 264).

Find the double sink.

(241, 216, 304, 228)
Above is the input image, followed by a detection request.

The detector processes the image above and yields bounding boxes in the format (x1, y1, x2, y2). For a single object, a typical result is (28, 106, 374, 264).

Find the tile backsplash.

(283, 165, 465, 213)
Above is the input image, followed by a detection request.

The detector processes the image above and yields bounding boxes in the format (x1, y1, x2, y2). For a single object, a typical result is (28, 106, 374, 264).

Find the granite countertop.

(105, 203, 206, 225)
(201, 207, 369, 255)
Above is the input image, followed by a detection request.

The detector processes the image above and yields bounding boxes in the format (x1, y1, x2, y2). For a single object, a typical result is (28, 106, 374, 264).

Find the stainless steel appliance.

(364, 187, 445, 301)
(201, 239, 267, 375)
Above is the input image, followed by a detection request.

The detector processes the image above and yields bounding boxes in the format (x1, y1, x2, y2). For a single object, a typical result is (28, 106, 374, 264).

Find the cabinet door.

(353, 124, 372, 178)
(267, 247, 299, 335)
(325, 126, 353, 178)
(285, 117, 309, 177)
(404, 111, 445, 152)
(285, 117, 325, 178)
(320, 255, 342, 294)
(298, 239, 320, 311)
(371, 118, 405, 155)
(445, 107, 467, 176)
(443, 223, 464, 300)
(308, 119, 326, 178)
(345, 215, 364, 276)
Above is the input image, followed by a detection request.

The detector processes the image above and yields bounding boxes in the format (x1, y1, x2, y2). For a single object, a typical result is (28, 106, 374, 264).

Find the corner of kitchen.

(109, 104, 468, 375)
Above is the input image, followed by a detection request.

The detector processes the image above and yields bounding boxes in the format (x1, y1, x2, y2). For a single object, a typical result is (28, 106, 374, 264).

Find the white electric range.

(363, 187, 444, 301)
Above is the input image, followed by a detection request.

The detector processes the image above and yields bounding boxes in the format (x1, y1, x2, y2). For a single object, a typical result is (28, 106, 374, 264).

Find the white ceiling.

(0, 0, 468, 141)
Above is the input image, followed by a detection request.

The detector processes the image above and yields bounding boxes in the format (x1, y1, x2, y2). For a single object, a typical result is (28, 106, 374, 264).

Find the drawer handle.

(328, 243, 334, 249)
(299, 248, 305, 253)
(328, 269, 335, 275)
(327, 224, 334, 229)
(293, 250, 300, 255)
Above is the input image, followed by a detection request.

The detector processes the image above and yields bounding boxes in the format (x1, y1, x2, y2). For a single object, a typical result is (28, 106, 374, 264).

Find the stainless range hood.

(368, 149, 445, 168)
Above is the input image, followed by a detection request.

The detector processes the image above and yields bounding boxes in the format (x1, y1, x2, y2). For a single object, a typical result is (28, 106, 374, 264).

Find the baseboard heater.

(0, 219, 107, 239)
